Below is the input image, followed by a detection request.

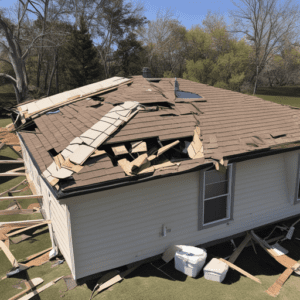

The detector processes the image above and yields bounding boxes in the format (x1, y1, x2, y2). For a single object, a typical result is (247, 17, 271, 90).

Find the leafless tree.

(139, 9, 187, 77)
(231, 0, 300, 94)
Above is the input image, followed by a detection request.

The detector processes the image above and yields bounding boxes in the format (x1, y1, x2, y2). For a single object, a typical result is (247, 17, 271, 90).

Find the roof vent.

(142, 67, 151, 78)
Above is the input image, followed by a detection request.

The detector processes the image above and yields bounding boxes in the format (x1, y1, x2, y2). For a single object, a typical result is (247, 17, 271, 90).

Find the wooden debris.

(8, 278, 44, 300)
(148, 140, 180, 161)
(0, 172, 26, 177)
(112, 145, 128, 156)
(18, 276, 63, 300)
(219, 258, 261, 284)
(0, 160, 24, 164)
(0, 240, 19, 268)
(50, 177, 60, 186)
(0, 209, 37, 216)
(6, 221, 51, 237)
(10, 279, 42, 298)
(131, 141, 147, 153)
(130, 153, 148, 172)
(90, 150, 106, 158)
(0, 179, 27, 196)
(229, 234, 252, 264)
(187, 127, 204, 159)
(61, 158, 84, 173)
(0, 195, 43, 202)
(266, 268, 293, 297)
(22, 247, 52, 262)
(251, 230, 300, 275)
(118, 158, 133, 176)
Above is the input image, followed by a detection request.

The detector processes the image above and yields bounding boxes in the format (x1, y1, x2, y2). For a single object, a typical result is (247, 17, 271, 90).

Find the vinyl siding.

(18, 134, 76, 278)
(69, 151, 300, 280)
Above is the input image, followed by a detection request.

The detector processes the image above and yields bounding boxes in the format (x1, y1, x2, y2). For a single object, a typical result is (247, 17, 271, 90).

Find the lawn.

(0, 84, 16, 117)
(255, 86, 300, 107)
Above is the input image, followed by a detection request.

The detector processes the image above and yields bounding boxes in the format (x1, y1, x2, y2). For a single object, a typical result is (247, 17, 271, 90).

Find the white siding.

(18, 134, 76, 278)
(69, 151, 300, 279)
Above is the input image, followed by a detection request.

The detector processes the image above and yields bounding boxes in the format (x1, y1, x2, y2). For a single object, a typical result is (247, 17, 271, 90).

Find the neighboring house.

(10, 74, 300, 281)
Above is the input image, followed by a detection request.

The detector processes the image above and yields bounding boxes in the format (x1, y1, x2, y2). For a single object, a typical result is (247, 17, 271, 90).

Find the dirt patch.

(27, 203, 40, 210)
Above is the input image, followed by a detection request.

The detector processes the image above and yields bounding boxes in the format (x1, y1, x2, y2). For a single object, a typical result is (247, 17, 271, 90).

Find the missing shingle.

(48, 148, 58, 158)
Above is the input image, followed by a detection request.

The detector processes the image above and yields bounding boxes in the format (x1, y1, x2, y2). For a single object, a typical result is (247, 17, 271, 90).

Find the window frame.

(295, 154, 300, 204)
(198, 163, 236, 230)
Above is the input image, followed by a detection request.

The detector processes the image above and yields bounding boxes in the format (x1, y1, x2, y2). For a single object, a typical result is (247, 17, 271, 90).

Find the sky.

(0, 0, 236, 29)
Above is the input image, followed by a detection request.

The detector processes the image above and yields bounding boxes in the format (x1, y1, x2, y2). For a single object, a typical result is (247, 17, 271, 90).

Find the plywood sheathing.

(131, 141, 147, 153)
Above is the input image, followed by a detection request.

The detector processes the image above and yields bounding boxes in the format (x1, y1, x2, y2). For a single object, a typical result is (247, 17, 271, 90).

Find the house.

(10, 74, 300, 281)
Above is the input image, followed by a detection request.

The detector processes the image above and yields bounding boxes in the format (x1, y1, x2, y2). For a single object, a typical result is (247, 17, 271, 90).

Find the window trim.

(198, 163, 236, 230)
(294, 154, 300, 204)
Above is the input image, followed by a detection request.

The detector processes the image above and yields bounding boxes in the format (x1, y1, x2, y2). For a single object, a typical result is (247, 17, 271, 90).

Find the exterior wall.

(18, 134, 76, 278)
(68, 150, 300, 280)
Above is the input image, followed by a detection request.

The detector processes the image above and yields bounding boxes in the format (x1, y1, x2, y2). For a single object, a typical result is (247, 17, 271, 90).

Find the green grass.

(0, 84, 17, 112)
(255, 86, 300, 107)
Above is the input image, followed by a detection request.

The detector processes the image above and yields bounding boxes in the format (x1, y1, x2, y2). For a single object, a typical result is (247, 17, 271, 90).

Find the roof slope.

(16, 76, 300, 197)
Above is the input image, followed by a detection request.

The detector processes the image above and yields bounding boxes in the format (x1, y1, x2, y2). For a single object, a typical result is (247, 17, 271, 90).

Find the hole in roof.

(175, 91, 203, 99)
(48, 148, 58, 158)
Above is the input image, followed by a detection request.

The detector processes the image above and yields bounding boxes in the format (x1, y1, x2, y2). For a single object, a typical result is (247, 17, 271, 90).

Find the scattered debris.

(8, 278, 44, 300)
(162, 245, 186, 263)
(266, 268, 294, 297)
(219, 258, 261, 284)
(17, 276, 63, 300)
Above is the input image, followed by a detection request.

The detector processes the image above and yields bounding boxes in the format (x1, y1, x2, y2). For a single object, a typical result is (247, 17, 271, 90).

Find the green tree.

(183, 24, 252, 91)
(114, 33, 146, 77)
(64, 16, 102, 89)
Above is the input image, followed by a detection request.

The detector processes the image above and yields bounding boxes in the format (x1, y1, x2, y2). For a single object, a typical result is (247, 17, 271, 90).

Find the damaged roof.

(12, 76, 300, 198)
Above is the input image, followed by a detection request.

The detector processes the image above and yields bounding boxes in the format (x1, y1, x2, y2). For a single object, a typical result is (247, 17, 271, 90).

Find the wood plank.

(0, 240, 19, 267)
(229, 234, 252, 264)
(0, 173, 26, 177)
(219, 258, 261, 284)
(0, 160, 24, 164)
(8, 278, 44, 300)
(0, 209, 36, 216)
(22, 247, 52, 262)
(0, 195, 43, 201)
(6, 167, 25, 173)
(18, 276, 63, 300)
(6, 221, 51, 237)
(0, 179, 27, 196)
(266, 268, 293, 297)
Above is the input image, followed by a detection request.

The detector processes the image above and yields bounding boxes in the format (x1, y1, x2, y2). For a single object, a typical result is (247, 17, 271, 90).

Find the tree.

(183, 19, 252, 91)
(0, 0, 68, 103)
(263, 45, 300, 86)
(139, 9, 187, 78)
(231, 0, 300, 94)
(114, 32, 146, 77)
(64, 16, 101, 89)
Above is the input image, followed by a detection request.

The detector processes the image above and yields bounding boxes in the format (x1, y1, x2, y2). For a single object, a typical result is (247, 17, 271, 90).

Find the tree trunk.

(47, 50, 58, 96)
(36, 51, 42, 88)
(43, 60, 49, 92)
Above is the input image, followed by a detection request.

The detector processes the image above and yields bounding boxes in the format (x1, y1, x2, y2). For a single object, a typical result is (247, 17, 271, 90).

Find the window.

(199, 164, 235, 229)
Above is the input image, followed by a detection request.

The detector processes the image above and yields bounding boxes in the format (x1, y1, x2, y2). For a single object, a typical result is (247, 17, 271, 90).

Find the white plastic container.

(203, 258, 229, 283)
(174, 246, 207, 277)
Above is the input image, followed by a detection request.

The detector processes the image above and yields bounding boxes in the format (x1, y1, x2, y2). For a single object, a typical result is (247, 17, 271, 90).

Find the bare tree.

(0, 0, 67, 103)
(139, 9, 187, 77)
(231, 0, 300, 94)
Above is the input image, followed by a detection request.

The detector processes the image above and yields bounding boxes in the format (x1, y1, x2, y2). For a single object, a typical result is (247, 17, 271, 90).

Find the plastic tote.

(203, 258, 229, 283)
(174, 246, 207, 277)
